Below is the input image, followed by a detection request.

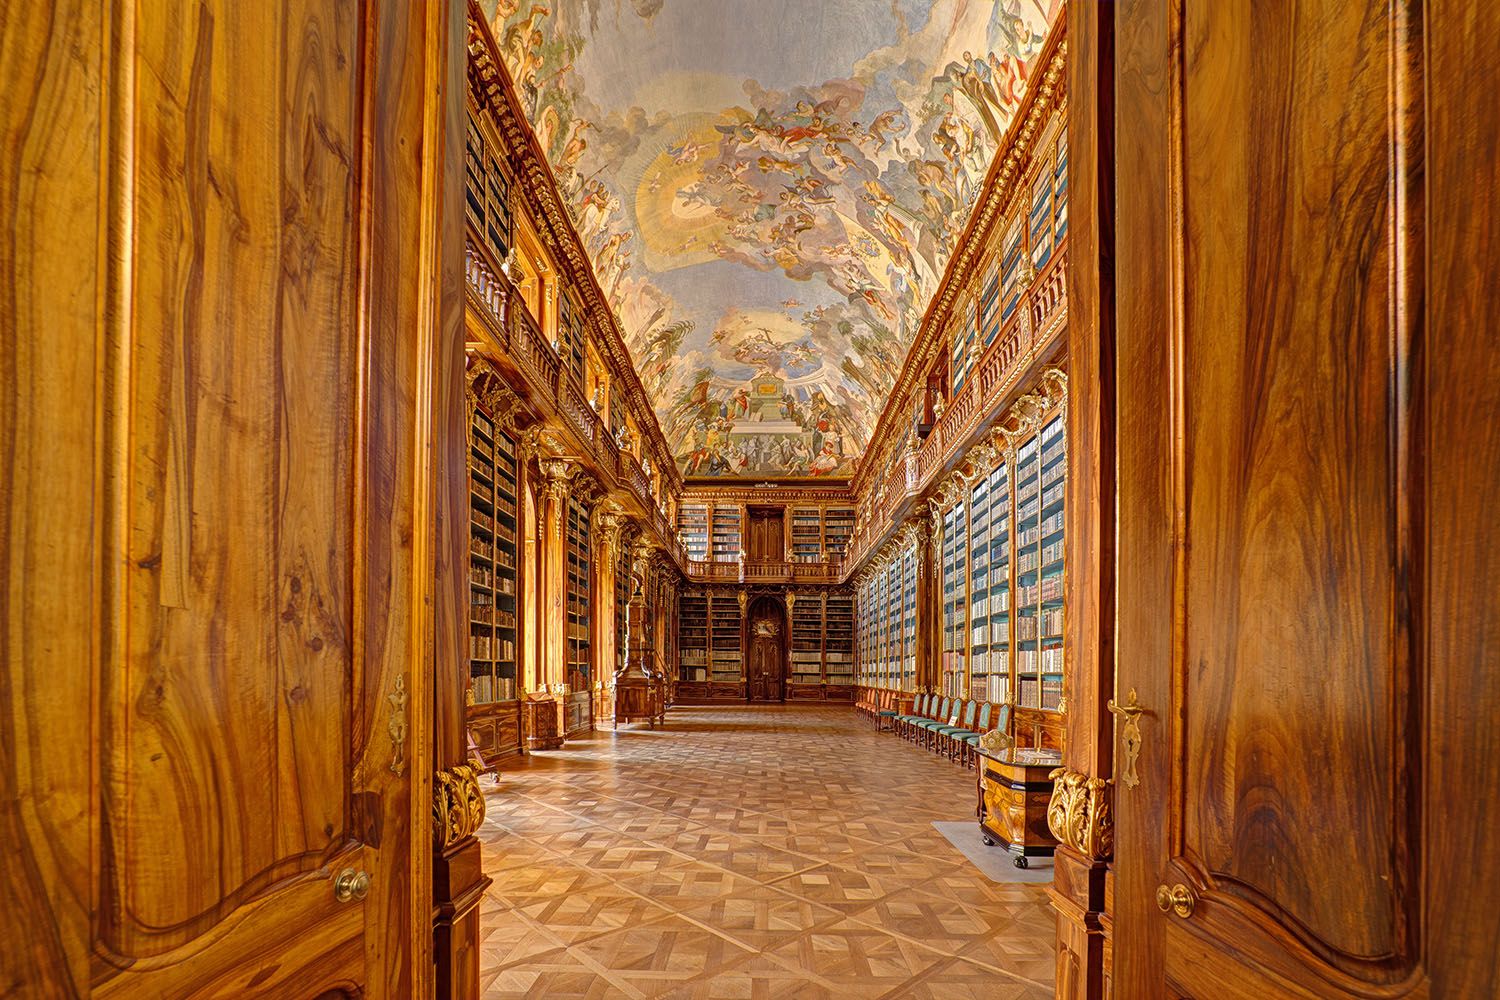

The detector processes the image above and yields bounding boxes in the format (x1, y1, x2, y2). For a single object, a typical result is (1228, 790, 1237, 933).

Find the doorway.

(746, 595, 787, 702)
(746, 506, 786, 562)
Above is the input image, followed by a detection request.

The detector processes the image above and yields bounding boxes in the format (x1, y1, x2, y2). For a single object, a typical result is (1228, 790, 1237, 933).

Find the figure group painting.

(486, 0, 1058, 477)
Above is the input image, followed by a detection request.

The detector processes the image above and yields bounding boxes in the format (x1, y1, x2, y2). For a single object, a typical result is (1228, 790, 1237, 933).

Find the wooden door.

(747, 508, 785, 562)
(747, 604, 785, 702)
(0, 1, 459, 997)
(1112, 0, 1500, 997)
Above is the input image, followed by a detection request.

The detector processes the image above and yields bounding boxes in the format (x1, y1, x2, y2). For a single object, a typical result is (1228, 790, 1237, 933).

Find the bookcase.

(825, 593, 855, 690)
(565, 496, 592, 733)
(789, 594, 824, 689)
(824, 507, 855, 558)
(790, 508, 823, 562)
(984, 459, 1012, 704)
(615, 544, 630, 676)
(678, 593, 709, 682)
(710, 504, 741, 562)
(885, 558, 901, 688)
(468, 405, 520, 705)
(677, 503, 709, 561)
(558, 292, 585, 386)
(464, 376, 524, 766)
(900, 544, 917, 690)
(786, 505, 857, 562)
(927, 398, 1065, 714)
(708, 594, 744, 692)
(941, 499, 967, 697)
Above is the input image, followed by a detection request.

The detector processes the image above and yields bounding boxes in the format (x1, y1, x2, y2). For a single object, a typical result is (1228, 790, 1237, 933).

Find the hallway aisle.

(477, 705, 1056, 999)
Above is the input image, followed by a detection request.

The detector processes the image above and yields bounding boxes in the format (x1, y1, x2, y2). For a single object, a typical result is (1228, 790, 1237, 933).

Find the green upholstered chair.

(897, 693, 928, 740)
(959, 702, 995, 768)
(877, 690, 900, 731)
(918, 697, 957, 751)
(913, 697, 947, 744)
(934, 699, 978, 758)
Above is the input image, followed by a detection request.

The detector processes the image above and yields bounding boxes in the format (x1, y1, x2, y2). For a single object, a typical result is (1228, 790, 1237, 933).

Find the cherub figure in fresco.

(863, 109, 909, 154)
(809, 440, 840, 476)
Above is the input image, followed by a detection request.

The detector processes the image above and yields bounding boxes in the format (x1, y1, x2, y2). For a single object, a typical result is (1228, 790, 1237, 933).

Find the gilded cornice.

(679, 484, 856, 505)
(465, 1, 680, 491)
(852, 24, 1069, 496)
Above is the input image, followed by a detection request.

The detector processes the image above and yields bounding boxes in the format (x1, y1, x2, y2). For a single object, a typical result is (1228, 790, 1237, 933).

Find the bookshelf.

(825, 592, 855, 689)
(565, 497, 591, 696)
(677, 503, 709, 561)
(558, 292, 585, 385)
(985, 459, 1013, 705)
(790, 594, 824, 686)
(900, 544, 917, 690)
(824, 507, 855, 558)
(969, 469, 992, 702)
(708, 594, 743, 685)
(468, 405, 520, 705)
(615, 545, 630, 676)
(941, 500, 967, 697)
(678, 592, 709, 682)
(711, 504, 741, 562)
(790, 508, 823, 562)
(885, 559, 901, 688)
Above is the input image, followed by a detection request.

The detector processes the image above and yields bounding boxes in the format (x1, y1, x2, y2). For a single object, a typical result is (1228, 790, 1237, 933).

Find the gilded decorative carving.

(538, 458, 574, 506)
(387, 674, 408, 776)
(979, 727, 1014, 755)
(433, 763, 486, 850)
(1046, 767, 1114, 861)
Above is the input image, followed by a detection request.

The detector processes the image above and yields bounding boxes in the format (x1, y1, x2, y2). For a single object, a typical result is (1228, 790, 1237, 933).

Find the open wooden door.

(1112, 0, 1500, 997)
(0, 1, 462, 996)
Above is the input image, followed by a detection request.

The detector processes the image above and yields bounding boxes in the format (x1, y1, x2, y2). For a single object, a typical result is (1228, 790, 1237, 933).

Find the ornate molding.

(433, 763, 486, 850)
(1046, 767, 1114, 862)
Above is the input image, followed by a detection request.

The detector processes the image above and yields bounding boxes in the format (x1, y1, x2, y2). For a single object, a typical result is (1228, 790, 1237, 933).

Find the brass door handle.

(334, 868, 371, 903)
(1107, 687, 1146, 788)
(1155, 882, 1195, 918)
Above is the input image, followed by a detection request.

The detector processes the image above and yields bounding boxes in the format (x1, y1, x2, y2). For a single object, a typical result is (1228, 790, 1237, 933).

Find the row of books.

(469, 635, 516, 660)
(470, 674, 517, 703)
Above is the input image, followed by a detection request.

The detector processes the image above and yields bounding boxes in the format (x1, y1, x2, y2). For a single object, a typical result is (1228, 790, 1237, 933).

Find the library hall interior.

(5, 0, 1500, 998)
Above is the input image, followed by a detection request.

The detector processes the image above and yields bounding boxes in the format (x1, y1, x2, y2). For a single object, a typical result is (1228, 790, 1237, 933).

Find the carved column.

(529, 458, 573, 749)
(593, 508, 627, 729)
(923, 498, 945, 694)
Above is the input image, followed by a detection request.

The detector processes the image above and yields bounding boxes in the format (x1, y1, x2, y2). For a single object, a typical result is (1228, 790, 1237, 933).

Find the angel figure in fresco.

(863, 109, 909, 154)
(809, 441, 841, 476)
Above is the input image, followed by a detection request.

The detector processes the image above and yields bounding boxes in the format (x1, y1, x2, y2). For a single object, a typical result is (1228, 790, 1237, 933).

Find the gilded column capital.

(538, 458, 574, 506)
(432, 763, 486, 850)
(1046, 767, 1114, 862)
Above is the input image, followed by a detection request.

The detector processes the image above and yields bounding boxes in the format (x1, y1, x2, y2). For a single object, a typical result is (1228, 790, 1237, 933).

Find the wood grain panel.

(1175, 0, 1407, 962)
(1425, 0, 1500, 995)
(0, 2, 104, 993)
(112, 0, 360, 953)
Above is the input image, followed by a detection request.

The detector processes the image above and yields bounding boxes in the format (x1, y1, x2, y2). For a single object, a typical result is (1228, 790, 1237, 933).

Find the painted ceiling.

(485, 0, 1058, 478)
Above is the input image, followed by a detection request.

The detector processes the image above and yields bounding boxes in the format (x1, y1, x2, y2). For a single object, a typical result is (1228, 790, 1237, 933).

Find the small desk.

(976, 746, 1061, 868)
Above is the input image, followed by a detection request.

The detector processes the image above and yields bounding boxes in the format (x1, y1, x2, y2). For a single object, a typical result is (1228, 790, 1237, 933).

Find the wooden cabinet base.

(524, 698, 563, 750)
(1048, 847, 1111, 1000)
(976, 749, 1059, 866)
(434, 836, 492, 1000)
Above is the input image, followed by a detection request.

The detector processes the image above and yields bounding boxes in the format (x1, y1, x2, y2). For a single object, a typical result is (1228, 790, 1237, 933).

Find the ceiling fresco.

(484, 0, 1059, 478)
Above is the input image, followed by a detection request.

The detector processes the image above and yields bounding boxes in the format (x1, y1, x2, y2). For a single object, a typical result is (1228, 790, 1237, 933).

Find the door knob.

(1155, 882, 1195, 918)
(334, 867, 372, 903)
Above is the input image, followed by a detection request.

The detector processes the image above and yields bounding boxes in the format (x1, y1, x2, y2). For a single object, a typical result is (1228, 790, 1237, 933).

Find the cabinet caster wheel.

(1014, 856, 1029, 869)
(981, 835, 996, 847)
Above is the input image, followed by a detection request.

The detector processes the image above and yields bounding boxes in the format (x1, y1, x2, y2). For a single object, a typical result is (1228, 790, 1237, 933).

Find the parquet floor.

(477, 704, 1056, 999)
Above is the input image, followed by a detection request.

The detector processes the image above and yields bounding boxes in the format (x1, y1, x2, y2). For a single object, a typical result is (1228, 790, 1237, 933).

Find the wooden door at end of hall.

(747, 603, 786, 702)
(1111, 0, 1500, 997)
(0, 1, 461, 997)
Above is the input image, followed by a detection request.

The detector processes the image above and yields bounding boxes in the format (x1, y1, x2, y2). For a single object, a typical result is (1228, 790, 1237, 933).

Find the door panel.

(0, 0, 454, 995)
(1114, 0, 1425, 995)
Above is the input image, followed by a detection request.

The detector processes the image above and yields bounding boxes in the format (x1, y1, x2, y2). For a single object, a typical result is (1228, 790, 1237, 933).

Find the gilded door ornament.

(388, 674, 408, 775)
(433, 763, 487, 850)
(1107, 687, 1146, 789)
(1046, 767, 1114, 861)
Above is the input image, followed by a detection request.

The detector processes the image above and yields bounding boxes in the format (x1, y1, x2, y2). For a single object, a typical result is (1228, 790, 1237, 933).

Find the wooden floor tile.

(478, 704, 1055, 997)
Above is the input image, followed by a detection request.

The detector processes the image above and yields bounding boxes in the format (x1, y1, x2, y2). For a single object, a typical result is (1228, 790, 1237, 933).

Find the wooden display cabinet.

(976, 744, 1062, 868)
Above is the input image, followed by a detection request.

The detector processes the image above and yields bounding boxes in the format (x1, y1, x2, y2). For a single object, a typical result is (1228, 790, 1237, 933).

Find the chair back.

(962, 700, 978, 728)
(916, 693, 929, 714)
(994, 702, 1013, 737)
(938, 697, 953, 721)
(976, 702, 992, 731)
